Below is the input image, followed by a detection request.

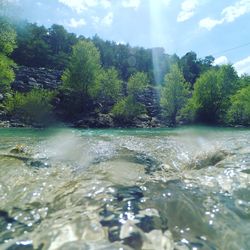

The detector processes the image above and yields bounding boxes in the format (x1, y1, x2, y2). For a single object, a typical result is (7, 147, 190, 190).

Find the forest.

(0, 14, 249, 127)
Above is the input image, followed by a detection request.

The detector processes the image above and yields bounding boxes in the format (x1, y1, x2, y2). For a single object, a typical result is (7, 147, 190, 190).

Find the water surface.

(0, 126, 249, 249)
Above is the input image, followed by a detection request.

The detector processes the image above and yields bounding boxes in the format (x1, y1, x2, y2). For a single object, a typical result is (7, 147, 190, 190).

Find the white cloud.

(122, 0, 141, 10)
(222, 0, 250, 22)
(58, 0, 111, 13)
(199, 0, 250, 30)
(67, 18, 86, 28)
(177, 0, 199, 22)
(199, 17, 224, 30)
(234, 56, 250, 75)
(213, 56, 229, 66)
(101, 12, 113, 26)
(92, 12, 114, 27)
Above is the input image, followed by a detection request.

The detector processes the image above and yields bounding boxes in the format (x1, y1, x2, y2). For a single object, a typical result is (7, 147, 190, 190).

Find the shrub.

(5, 89, 55, 126)
(111, 96, 146, 122)
(226, 85, 250, 126)
(0, 53, 15, 93)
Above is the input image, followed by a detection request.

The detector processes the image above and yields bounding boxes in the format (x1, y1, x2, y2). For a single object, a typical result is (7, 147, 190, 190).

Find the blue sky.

(11, 0, 250, 74)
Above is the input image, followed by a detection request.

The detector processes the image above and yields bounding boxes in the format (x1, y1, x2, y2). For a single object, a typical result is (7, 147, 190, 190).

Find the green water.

(0, 126, 249, 250)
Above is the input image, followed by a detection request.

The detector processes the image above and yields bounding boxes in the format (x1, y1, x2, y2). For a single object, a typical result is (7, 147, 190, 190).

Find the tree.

(187, 68, 220, 123)
(185, 65, 239, 124)
(97, 67, 122, 110)
(0, 17, 16, 55)
(216, 64, 239, 120)
(0, 17, 16, 93)
(0, 53, 15, 93)
(11, 22, 51, 67)
(226, 85, 250, 126)
(61, 40, 102, 117)
(161, 64, 189, 125)
(111, 72, 149, 123)
(180, 51, 201, 85)
(127, 72, 149, 96)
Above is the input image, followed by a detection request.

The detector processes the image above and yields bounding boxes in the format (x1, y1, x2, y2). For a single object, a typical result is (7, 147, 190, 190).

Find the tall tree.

(127, 71, 149, 97)
(97, 67, 122, 110)
(11, 22, 51, 67)
(0, 17, 16, 93)
(186, 65, 239, 123)
(226, 85, 250, 126)
(61, 40, 101, 117)
(161, 64, 189, 125)
(111, 72, 149, 122)
(180, 51, 201, 85)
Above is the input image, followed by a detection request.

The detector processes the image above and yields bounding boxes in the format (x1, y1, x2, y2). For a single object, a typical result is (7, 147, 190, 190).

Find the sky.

(7, 0, 250, 74)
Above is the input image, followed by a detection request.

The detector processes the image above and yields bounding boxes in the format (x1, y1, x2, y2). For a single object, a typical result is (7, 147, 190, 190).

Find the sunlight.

(149, 0, 168, 84)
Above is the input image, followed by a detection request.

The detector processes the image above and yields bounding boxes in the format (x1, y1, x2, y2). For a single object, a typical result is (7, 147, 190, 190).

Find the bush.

(5, 89, 55, 126)
(111, 96, 146, 122)
(0, 53, 15, 93)
(226, 85, 250, 126)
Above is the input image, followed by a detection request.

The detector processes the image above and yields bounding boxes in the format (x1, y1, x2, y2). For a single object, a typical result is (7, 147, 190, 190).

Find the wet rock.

(0, 120, 10, 128)
(100, 185, 168, 248)
(76, 113, 114, 128)
(0, 210, 34, 245)
(96, 159, 145, 186)
(29, 160, 50, 168)
(122, 232, 143, 250)
(187, 150, 228, 169)
(10, 144, 27, 154)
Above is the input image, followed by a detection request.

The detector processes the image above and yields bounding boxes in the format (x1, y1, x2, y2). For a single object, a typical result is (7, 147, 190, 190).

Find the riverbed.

(0, 126, 249, 249)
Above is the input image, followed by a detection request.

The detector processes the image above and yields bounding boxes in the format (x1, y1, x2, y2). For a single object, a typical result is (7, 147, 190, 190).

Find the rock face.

(138, 86, 161, 119)
(11, 66, 63, 92)
(8, 66, 164, 128)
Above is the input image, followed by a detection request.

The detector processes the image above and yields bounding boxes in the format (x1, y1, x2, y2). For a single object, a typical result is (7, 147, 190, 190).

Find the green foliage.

(0, 53, 15, 93)
(161, 64, 189, 125)
(180, 51, 201, 85)
(0, 17, 16, 94)
(217, 65, 239, 117)
(110, 72, 149, 123)
(61, 40, 102, 117)
(11, 22, 51, 67)
(239, 74, 250, 89)
(226, 85, 250, 126)
(188, 69, 220, 123)
(127, 72, 149, 96)
(97, 67, 122, 105)
(187, 65, 239, 123)
(11, 22, 77, 69)
(4, 89, 55, 125)
(0, 17, 16, 55)
(111, 96, 146, 122)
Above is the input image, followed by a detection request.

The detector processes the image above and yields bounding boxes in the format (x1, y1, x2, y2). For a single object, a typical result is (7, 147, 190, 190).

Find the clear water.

(0, 126, 249, 250)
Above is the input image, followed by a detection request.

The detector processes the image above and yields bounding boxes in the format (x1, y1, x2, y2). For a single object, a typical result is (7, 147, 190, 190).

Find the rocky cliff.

(11, 66, 63, 92)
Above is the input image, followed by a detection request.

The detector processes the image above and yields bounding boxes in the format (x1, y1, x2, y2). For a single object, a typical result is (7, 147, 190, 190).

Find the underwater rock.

(100, 185, 168, 249)
(10, 144, 27, 154)
(187, 150, 228, 169)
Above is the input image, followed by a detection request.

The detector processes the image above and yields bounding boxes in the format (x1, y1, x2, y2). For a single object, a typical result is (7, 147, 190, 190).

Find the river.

(0, 126, 249, 250)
